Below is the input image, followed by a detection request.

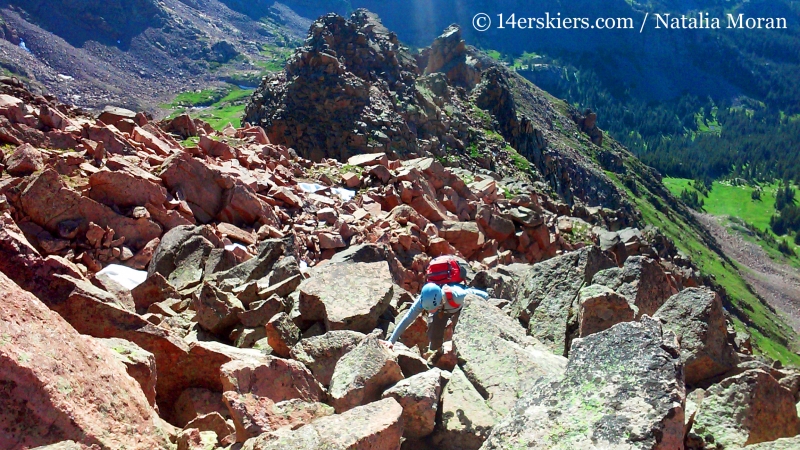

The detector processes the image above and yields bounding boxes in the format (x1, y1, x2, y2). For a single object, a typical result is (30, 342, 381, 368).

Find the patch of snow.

(298, 182, 355, 201)
(96, 264, 147, 290)
(224, 243, 247, 252)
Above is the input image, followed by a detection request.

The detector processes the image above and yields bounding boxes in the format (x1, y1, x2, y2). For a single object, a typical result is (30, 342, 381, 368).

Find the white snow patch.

(96, 264, 148, 290)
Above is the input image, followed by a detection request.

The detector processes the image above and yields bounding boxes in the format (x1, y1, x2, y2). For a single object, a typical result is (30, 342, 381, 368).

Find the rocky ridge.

(0, 11, 798, 450)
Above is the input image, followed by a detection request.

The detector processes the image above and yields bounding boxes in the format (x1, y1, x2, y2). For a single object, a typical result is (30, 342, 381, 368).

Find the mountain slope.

(244, 10, 800, 363)
(0, 0, 310, 110)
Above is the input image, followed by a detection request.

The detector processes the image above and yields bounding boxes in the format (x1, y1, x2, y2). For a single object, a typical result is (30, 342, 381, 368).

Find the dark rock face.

(482, 317, 685, 450)
(245, 10, 419, 162)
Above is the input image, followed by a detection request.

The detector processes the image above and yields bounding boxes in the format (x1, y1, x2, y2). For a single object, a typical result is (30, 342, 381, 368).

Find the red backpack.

(426, 255, 468, 285)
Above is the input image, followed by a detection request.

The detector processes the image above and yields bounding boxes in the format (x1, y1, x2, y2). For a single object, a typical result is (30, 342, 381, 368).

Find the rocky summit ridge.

(1, 10, 799, 450)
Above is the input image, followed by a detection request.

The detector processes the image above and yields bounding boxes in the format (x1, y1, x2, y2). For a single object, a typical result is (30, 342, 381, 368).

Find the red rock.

(194, 282, 246, 336)
(5, 143, 43, 176)
(218, 180, 275, 226)
(265, 312, 301, 358)
(218, 222, 256, 245)
(177, 428, 218, 450)
(0, 213, 88, 304)
(476, 204, 516, 241)
(160, 152, 224, 223)
(199, 135, 235, 160)
(174, 388, 230, 427)
(97, 337, 159, 408)
(438, 221, 485, 259)
(185, 412, 235, 444)
(382, 369, 446, 438)
(427, 237, 457, 256)
(19, 169, 162, 250)
(299, 261, 395, 333)
(38, 104, 73, 130)
(220, 357, 325, 405)
(271, 186, 303, 208)
(244, 397, 403, 450)
(97, 106, 136, 126)
(317, 231, 346, 249)
(368, 164, 392, 183)
(132, 126, 174, 156)
(0, 272, 171, 449)
(131, 272, 180, 312)
(328, 335, 404, 413)
(164, 114, 198, 139)
(342, 172, 361, 188)
(87, 169, 169, 208)
(289, 330, 366, 387)
(85, 124, 136, 155)
(223, 394, 333, 443)
(409, 193, 449, 222)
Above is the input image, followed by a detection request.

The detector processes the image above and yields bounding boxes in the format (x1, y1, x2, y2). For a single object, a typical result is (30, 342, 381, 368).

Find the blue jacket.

(388, 284, 488, 344)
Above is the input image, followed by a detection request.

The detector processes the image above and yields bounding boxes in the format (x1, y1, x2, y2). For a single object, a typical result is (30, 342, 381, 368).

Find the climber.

(386, 281, 488, 352)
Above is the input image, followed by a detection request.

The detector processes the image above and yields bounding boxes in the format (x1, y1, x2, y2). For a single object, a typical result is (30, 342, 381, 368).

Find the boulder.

(96, 337, 158, 408)
(577, 284, 635, 337)
(241, 398, 404, 450)
(0, 272, 171, 449)
(131, 272, 180, 312)
(41, 280, 272, 425)
(328, 335, 404, 413)
(511, 246, 616, 355)
(438, 221, 485, 259)
(299, 261, 394, 333)
(481, 317, 685, 450)
(654, 287, 739, 386)
(87, 169, 168, 209)
(211, 238, 287, 289)
(746, 436, 800, 449)
(688, 369, 800, 448)
(177, 428, 217, 450)
(264, 312, 301, 358)
(160, 152, 224, 223)
(223, 393, 333, 442)
(453, 296, 567, 417)
(19, 169, 162, 250)
(476, 204, 516, 241)
(148, 225, 216, 291)
(430, 366, 498, 450)
(185, 412, 235, 444)
(290, 330, 365, 387)
(592, 256, 675, 317)
(220, 357, 325, 405)
(6, 143, 43, 176)
(382, 368, 446, 438)
(194, 282, 245, 336)
(238, 295, 285, 327)
(391, 342, 430, 377)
